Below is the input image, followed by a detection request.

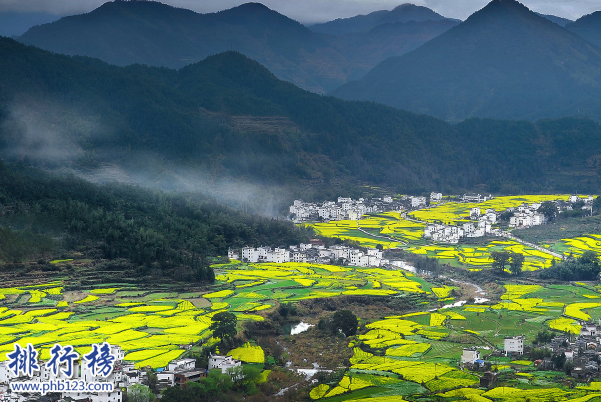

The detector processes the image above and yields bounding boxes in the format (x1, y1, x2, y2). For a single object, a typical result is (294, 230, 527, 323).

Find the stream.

(437, 278, 490, 309)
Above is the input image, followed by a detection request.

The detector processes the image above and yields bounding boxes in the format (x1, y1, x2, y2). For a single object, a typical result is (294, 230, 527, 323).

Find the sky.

(0, 0, 599, 23)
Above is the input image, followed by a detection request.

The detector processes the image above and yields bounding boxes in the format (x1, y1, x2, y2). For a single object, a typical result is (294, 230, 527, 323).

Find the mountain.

(536, 12, 572, 27)
(326, 19, 460, 80)
(18, 1, 348, 93)
(566, 12, 601, 49)
(0, 36, 458, 193)
(332, 0, 601, 122)
(17, 1, 459, 94)
(309, 4, 454, 35)
(0, 12, 62, 37)
(3, 36, 601, 195)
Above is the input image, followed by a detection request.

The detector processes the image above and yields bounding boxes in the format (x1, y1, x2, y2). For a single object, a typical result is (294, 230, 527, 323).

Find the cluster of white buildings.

(506, 196, 594, 228)
(0, 345, 138, 402)
(424, 220, 493, 244)
(156, 354, 243, 391)
(430, 192, 443, 203)
(231, 243, 388, 268)
(289, 193, 452, 223)
(410, 196, 427, 208)
(507, 203, 546, 228)
(423, 207, 497, 243)
(289, 196, 403, 223)
(421, 194, 596, 242)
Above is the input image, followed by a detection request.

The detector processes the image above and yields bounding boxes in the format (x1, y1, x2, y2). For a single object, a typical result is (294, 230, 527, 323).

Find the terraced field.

(0, 262, 436, 369)
(308, 282, 601, 401)
(3, 264, 601, 400)
(560, 234, 601, 258)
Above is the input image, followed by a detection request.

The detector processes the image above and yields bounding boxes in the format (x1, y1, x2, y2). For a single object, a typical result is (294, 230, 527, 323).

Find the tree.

(143, 369, 158, 393)
(491, 251, 510, 273)
(593, 196, 601, 215)
(552, 353, 566, 370)
(580, 250, 599, 266)
(127, 384, 155, 402)
(509, 252, 525, 276)
(538, 201, 557, 222)
(332, 310, 358, 337)
(210, 312, 237, 342)
(499, 210, 514, 222)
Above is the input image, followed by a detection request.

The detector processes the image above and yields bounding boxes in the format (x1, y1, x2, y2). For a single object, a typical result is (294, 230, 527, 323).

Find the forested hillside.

(0, 162, 310, 277)
(3, 37, 601, 198)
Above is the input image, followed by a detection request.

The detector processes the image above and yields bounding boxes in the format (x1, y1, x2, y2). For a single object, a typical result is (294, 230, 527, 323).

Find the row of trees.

(539, 251, 600, 281)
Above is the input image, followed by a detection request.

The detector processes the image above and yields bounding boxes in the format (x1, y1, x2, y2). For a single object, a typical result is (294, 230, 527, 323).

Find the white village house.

(504, 335, 525, 356)
(208, 354, 241, 374)
(461, 347, 481, 364)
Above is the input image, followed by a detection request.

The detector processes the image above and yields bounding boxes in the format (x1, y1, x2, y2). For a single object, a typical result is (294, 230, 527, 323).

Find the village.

(228, 241, 412, 270)
(290, 193, 596, 244)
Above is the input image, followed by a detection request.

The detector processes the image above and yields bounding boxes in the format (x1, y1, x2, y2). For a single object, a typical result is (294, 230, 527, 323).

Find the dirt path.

(356, 221, 407, 245)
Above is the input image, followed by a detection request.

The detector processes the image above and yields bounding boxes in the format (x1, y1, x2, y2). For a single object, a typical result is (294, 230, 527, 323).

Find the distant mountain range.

(0, 12, 61, 37)
(17, 1, 460, 93)
(3, 36, 601, 195)
(308, 3, 456, 35)
(332, 0, 601, 121)
(535, 12, 572, 27)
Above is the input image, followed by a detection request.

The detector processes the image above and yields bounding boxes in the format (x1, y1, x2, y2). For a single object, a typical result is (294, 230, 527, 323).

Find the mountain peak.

(221, 2, 277, 16)
(475, 0, 531, 15)
(572, 10, 601, 23)
(226, 2, 272, 13)
(565, 11, 601, 49)
(460, 0, 551, 29)
(332, 0, 601, 121)
(392, 3, 420, 11)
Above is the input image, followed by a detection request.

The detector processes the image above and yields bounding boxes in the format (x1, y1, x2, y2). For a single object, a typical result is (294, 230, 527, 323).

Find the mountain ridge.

(309, 3, 455, 35)
(331, 0, 601, 121)
(17, 1, 459, 93)
(566, 11, 601, 49)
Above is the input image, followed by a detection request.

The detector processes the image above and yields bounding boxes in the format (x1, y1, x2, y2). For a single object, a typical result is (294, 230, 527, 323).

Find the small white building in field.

(504, 335, 524, 355)
(461, 348, 481, 364)
(208, 355, 241, 374)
